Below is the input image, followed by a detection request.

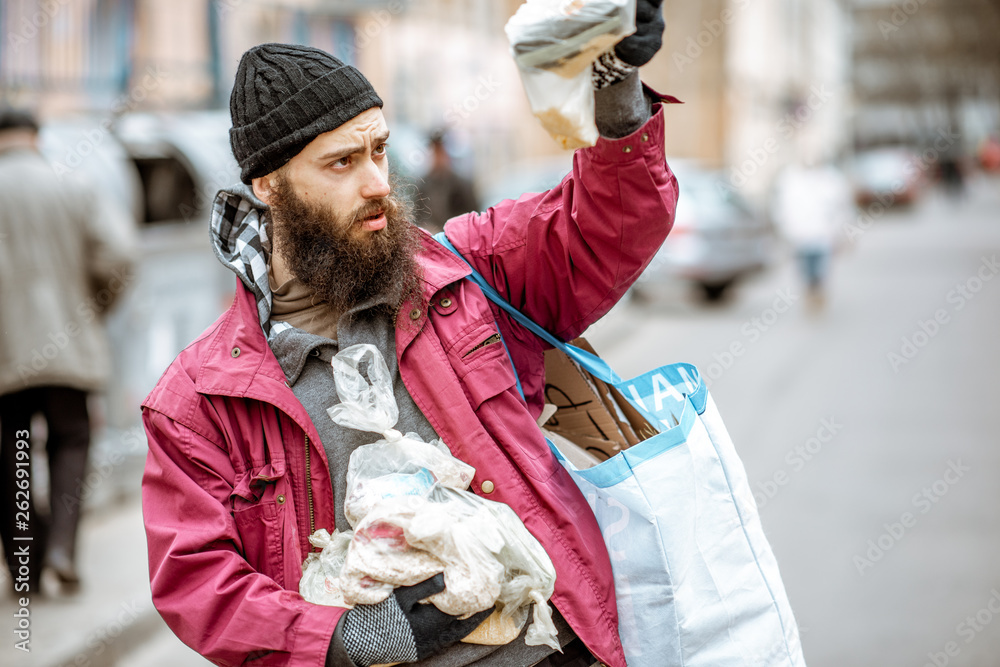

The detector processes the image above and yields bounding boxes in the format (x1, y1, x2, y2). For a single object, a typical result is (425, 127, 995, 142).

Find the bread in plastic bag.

(507, 0, 636, 77)
(300, 343, 559, 649)
(505, 0, 636, 148)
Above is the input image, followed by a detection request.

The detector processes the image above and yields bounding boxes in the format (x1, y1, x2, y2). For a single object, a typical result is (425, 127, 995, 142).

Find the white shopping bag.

(551, 362, 806, 666)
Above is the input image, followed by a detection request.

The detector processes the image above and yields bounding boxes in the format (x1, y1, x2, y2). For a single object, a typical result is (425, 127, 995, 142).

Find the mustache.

(349, 196, 399, 228)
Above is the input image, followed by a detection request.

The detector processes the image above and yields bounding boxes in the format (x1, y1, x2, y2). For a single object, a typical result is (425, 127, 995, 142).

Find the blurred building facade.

(639, 0, 852, 204)
(1, 0, 857, 207)
(0, 0, 551, 200)
(850, 0, 1000, 154)
(0, 0, 389, 113)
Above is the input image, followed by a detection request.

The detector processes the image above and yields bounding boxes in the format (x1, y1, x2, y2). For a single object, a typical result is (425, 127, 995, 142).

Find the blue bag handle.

(434, 232, 622, 387)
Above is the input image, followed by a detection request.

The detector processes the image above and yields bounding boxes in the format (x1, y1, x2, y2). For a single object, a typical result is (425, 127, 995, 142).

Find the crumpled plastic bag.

(343, 439, 474, 528)
(505, 0, 636, 148)
(299, 529, 352, 607)
(300, 344, 559, 650)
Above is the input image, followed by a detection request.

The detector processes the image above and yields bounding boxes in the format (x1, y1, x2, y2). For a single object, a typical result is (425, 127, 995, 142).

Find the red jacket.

(141, 105, 677, 667)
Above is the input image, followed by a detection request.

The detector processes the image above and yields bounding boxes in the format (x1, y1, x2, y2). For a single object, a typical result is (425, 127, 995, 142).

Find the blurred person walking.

(772, 158, 854, 309)
(413, 129, 479, 234)
(0, 109, 136, 593)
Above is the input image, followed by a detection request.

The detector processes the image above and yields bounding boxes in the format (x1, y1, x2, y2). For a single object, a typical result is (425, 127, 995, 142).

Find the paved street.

(2, 175, 997, 667)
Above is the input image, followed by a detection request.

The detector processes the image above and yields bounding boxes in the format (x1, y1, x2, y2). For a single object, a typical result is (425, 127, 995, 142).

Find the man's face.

(256, 107, 421, 314)
(273, 107, 392, 235)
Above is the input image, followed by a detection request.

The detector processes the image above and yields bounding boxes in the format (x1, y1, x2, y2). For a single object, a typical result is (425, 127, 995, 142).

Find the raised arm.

(443, 77, 679, 343)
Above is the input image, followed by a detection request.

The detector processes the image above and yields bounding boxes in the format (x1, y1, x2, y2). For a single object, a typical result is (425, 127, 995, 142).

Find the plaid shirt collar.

(209, 183, 292, 340)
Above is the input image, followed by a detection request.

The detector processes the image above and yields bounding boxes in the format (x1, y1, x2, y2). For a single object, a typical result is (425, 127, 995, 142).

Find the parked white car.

(635, 161, 774, 302)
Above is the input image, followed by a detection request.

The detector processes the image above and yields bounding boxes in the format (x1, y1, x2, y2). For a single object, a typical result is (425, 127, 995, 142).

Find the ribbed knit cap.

(229, 43, 383, 183)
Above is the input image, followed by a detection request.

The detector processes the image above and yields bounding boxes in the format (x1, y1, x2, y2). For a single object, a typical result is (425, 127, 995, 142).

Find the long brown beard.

(267, 174, 422, 316)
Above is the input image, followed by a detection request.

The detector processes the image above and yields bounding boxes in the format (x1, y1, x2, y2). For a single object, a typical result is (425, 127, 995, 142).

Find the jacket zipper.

(464, 333, 502, 357)
(304, 435, 315, 545)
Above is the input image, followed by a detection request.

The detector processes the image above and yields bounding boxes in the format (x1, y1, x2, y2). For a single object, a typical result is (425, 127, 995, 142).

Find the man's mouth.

(360, 208, 387, 232)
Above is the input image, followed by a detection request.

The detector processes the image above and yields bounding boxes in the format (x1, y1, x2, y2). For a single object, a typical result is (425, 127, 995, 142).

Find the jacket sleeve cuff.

(642, 82, 684, 106)
(584, 101, 667, 165)
(326, 613, 358, 667)
(293, 603, 347, 667)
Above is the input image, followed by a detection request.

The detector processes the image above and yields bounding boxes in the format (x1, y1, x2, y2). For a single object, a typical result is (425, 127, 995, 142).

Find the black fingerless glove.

(336, 574, 494, 667)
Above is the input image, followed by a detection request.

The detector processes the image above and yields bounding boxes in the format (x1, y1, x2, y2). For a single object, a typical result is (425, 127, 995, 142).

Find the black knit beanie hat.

(229, 43, 383, 184)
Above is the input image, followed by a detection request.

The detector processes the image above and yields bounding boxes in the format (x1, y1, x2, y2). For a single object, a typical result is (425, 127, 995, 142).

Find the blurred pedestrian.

(0, 108, 136, 593)
(772, 158, 854, 309)
(413, 129, 478, 234)
(938, 142, 965, 200)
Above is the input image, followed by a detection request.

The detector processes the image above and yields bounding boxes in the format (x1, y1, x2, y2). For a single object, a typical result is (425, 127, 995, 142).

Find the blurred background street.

(1, 0, 999, 665)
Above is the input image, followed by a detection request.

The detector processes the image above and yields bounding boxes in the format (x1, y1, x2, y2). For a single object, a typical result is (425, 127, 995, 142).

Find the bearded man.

(141, 4, 678, 665)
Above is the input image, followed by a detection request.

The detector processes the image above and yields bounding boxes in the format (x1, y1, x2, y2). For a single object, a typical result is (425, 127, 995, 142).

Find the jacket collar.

(393, 229, 471, 353)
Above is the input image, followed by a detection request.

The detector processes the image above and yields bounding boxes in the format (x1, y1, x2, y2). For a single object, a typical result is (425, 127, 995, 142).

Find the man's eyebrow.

(316, 131, 391, 162)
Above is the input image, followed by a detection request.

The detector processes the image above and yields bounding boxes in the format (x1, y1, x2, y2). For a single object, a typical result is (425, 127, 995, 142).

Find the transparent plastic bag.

(328, 344, 476, 527)
(317, 344, 559, 649)
(507, 0, 637, 77)
(505, 0, 636, 148)
(520, 68, 598, 149)
(343, 440, 474, 528)
(299, 529, 353, 607)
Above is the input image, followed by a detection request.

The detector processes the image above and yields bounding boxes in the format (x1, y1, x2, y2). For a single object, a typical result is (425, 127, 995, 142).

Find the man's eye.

(336, 156, 351, 167)
(374, 143, 388, 155)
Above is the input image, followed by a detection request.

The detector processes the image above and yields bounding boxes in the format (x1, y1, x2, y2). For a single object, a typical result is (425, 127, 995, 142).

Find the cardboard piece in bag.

(541, 338, 656, 457)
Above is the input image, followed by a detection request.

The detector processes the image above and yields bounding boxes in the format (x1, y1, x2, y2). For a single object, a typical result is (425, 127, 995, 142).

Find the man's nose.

(360, 159, 391, 199)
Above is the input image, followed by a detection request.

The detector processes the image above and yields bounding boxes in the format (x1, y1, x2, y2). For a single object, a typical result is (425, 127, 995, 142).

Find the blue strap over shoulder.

(434, 232, 622, 390)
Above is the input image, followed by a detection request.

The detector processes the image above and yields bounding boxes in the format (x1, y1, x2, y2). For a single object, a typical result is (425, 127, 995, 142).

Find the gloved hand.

(593, 0, 664, 90)
(338, 574, 494, 667)
(614, 0, 665, 67)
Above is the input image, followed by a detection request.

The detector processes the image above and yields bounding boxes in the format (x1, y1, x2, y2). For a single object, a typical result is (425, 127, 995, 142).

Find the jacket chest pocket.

(442, 316, 519, 409)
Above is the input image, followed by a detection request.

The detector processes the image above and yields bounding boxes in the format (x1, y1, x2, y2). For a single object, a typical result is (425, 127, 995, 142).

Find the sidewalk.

(0, 436, 205, 667)
(2, 494, 153, 667)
